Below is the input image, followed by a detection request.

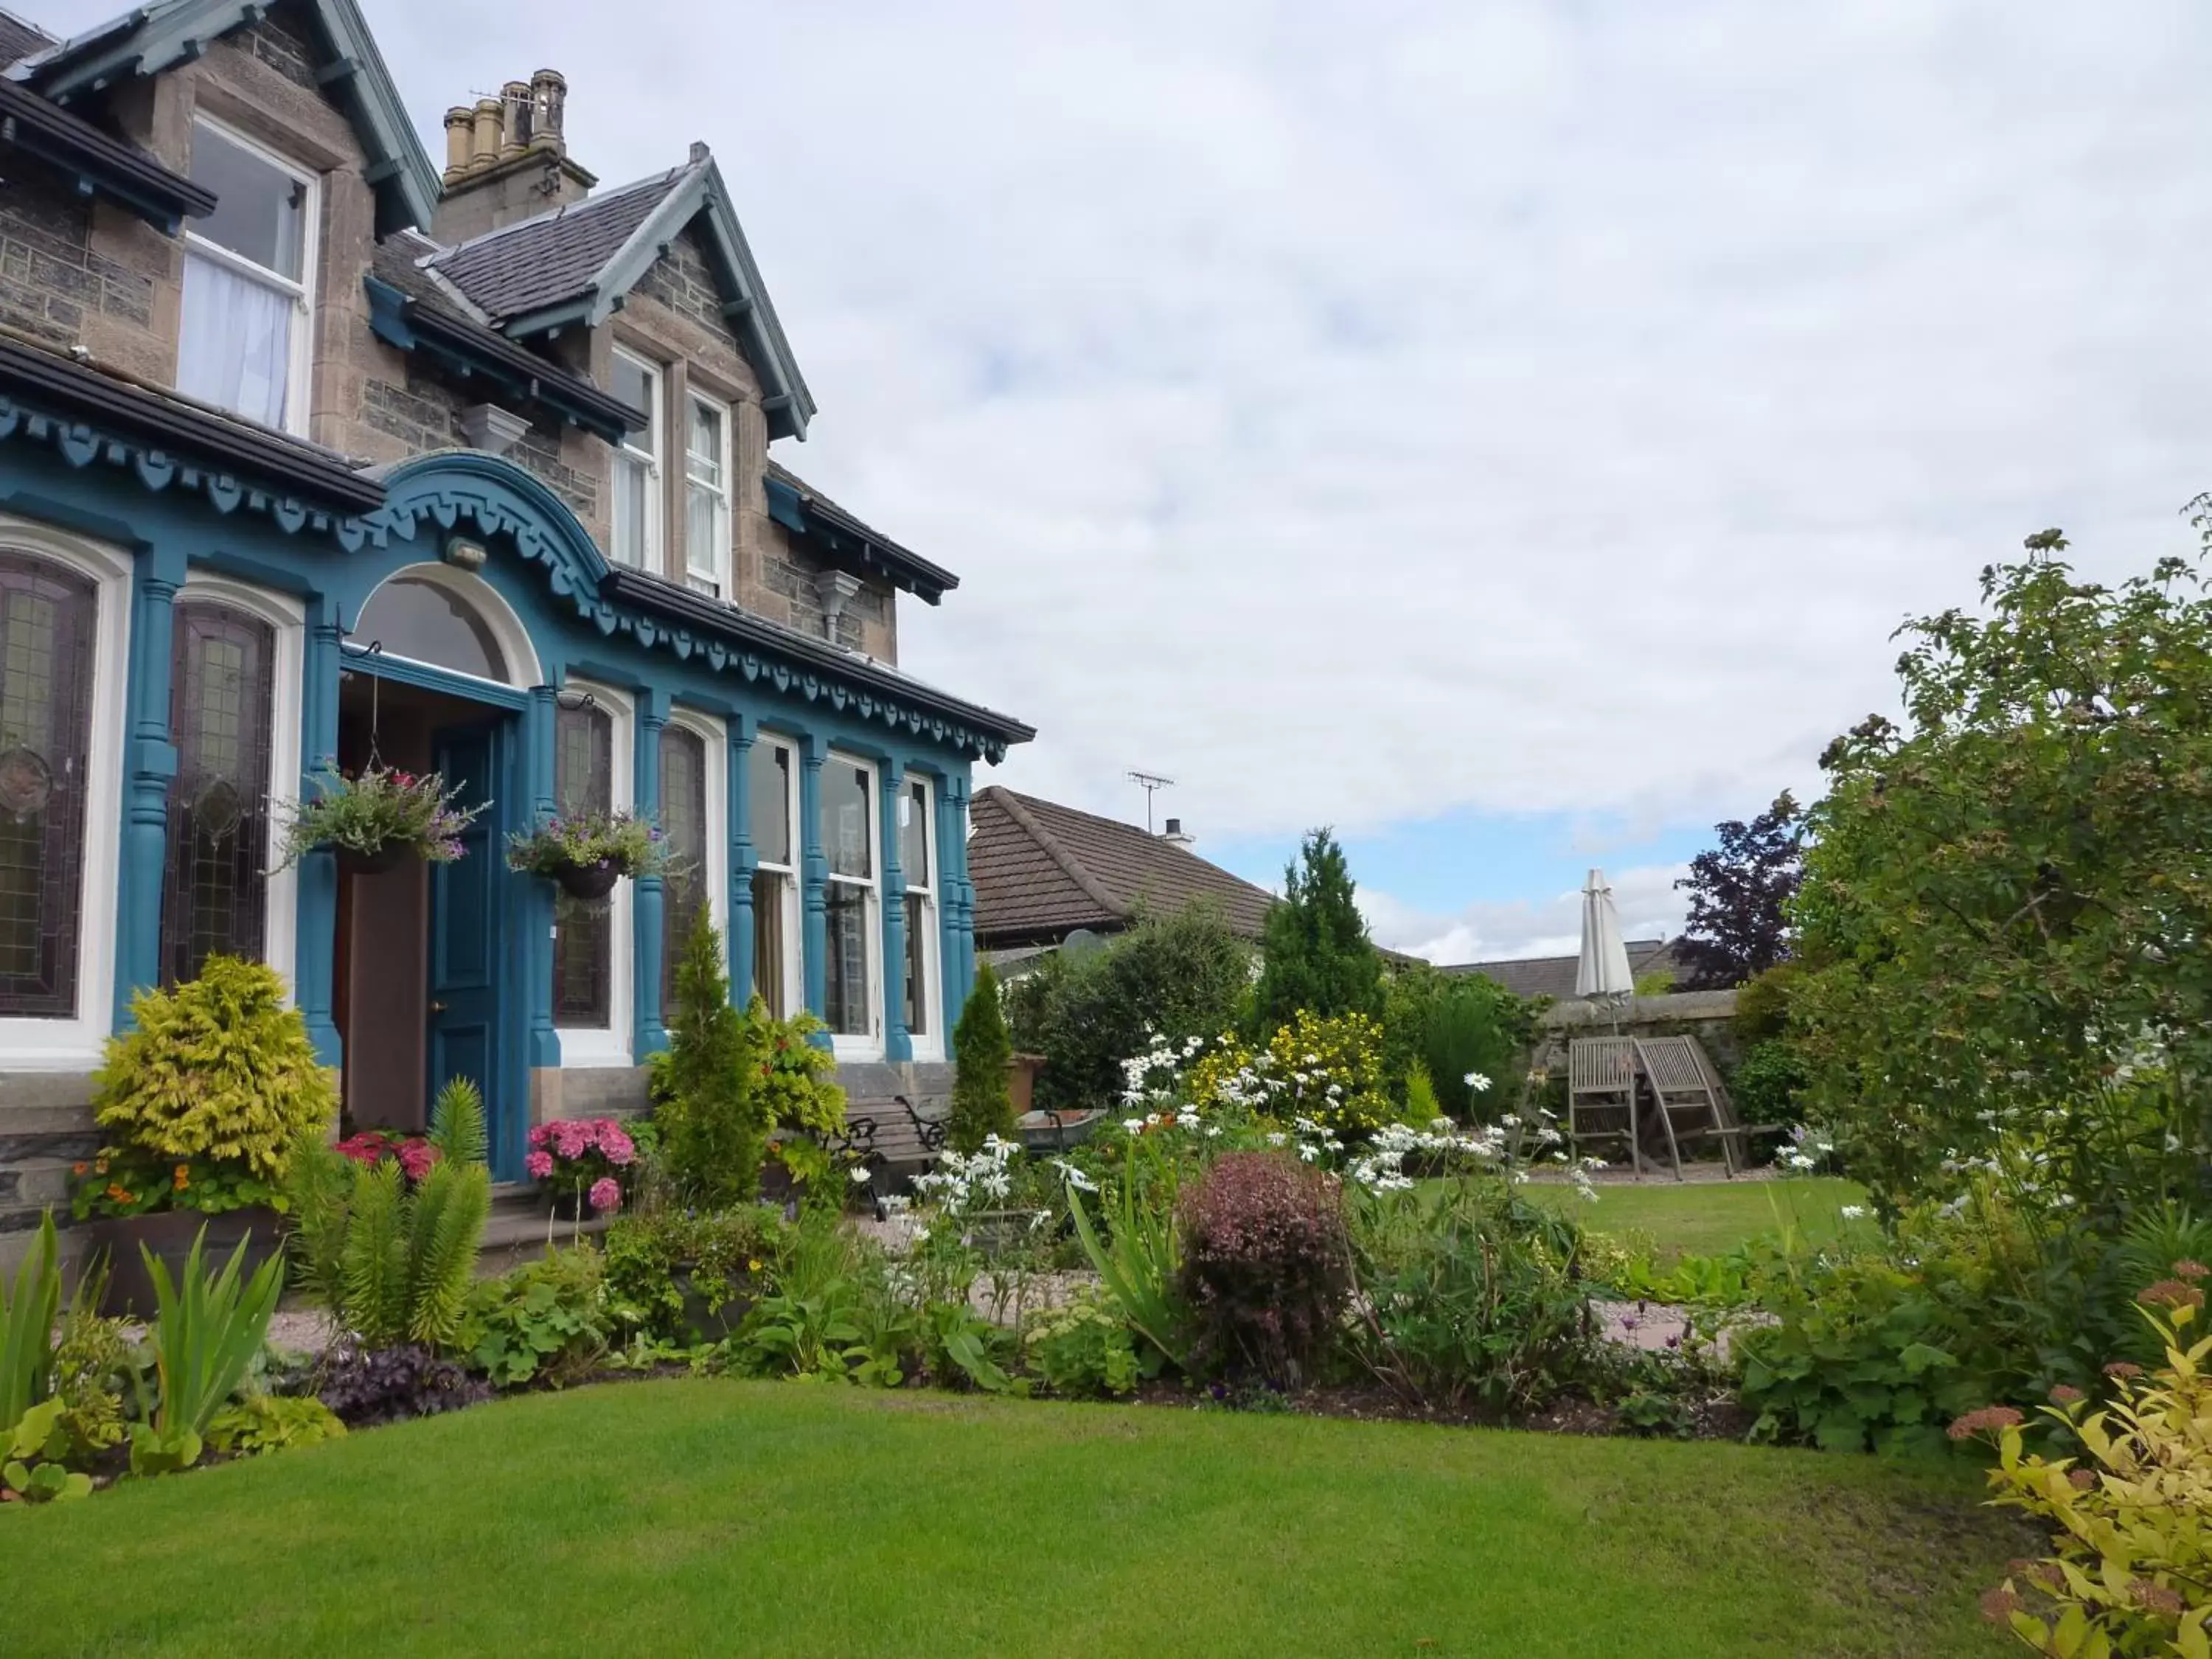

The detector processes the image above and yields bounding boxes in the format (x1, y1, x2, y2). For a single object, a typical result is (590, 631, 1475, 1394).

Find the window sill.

(554, 1028, 635, 1070)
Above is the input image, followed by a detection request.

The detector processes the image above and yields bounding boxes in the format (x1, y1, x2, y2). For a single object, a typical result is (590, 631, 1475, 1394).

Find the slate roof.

(0, 8, 52, 67)
(427, 167, 688, 324)
(1444, 938, 1685, 1001)
(969, 787, 1277, 949)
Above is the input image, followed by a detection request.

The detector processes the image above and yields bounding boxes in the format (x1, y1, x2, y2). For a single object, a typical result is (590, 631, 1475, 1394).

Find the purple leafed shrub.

(317, 1340, 492, 1427)
(1178, 1151, 1350, 1385)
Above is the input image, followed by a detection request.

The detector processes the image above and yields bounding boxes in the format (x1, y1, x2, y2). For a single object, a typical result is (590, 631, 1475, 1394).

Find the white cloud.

(1360, 863, 1694, 965)
(35, 0, 2207, 871)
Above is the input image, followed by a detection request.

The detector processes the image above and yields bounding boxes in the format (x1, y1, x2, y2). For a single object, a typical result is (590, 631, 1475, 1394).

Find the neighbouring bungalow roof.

(8, 0, 441, 234)
(765, 459, 959, 605)
(969, 787, 1278, 949)
(1443, 938, 1684, 1002)
(428, 150, 815, 441)
(0, 71, 213, 232)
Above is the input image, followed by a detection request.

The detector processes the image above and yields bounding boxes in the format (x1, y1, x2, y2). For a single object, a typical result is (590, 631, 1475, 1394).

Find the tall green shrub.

(93, 956, 334, 1182)
(1380, 965, 1539, 1121)
(1252, 828, 1382, 1034)
(949, 961, 1015, 1153)
(1006, 903, 1253, 1111)
(284, 1077, 490, 1349)
(656, 910, 771, 1207)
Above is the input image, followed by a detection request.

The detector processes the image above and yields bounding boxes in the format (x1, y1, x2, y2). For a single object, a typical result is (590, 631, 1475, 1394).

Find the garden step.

(476, 1188, 608, 1276)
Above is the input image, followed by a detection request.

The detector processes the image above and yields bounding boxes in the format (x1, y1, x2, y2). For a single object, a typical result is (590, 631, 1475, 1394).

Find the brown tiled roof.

(0, 8, 53, 67)
(427, 167, 687, 323)
(1444, 938, 1683, 1001)
(970, 787, 1276, 948)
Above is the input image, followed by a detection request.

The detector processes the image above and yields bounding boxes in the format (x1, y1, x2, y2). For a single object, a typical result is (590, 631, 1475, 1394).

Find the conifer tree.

(1251, 827, 1384, 1032)
(658, 908, 768, 1206)
(948, 961, 1015, 1153)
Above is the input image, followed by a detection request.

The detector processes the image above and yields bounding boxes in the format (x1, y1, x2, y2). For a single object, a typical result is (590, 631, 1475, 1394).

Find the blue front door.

(428, 718, 515, 1179)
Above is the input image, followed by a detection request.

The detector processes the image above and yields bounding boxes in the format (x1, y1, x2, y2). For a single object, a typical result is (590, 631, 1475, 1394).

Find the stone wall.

(1535, 988, 1744, 1075)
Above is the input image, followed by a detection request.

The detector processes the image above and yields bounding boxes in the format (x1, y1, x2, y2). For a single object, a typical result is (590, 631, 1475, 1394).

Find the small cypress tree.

(1251, 827, 1384, 1033)
(658, 909, 769, 1207)
(948, 961, 1015, 1154)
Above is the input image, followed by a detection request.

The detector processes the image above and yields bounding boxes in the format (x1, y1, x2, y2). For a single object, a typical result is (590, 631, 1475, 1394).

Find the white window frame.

(175, 573, 305, 1003)
(682, 392, 732, 599)
(749, 733, 801, 1020)
(0, 518, 132, 1068)
(554, 680, 633, 1068)
(661, 708, 727, 979)
(610, 348, 662, 571)
(181, 116, 318, 437)
(821, 749, 882, 1062)
(901, 773, 943, 1062)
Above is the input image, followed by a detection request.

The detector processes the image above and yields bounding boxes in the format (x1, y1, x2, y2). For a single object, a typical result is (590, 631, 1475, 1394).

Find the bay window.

(684, 394, 731, 598)
(660, 717, 725, 1011)
(610, 350, 661, 570)
(748, 736, 799, 1018)
(552, 689, 634, 1065)
(178, 120, 315, 434)
(821, 753, 879, 1054)
(159, 601, 276, 987)
(901, 776, 942, 1059)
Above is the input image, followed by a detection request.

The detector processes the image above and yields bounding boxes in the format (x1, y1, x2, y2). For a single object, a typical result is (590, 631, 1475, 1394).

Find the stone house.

(0, 0, 1032, 1234)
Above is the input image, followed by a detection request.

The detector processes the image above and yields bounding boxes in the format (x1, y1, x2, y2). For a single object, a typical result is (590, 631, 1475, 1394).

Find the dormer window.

(610, 349, 661, 569)
(177, 120, 316, 434)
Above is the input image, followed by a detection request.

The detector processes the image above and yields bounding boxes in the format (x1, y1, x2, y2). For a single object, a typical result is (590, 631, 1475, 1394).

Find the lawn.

(1524, 1175, 1871, 1261)
(2, 1380, 2020, 1658)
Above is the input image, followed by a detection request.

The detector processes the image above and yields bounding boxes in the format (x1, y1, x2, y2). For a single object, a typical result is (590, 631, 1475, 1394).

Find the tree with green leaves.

(949, 961, 1015, 1153)
(1794, 524, 2212, 1217)
(1252, 828, 1384, 1034)
(655, 908, 770, 1208)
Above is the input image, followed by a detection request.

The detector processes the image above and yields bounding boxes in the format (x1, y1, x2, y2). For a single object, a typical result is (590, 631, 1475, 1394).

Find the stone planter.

(552, 860, 622, 902)
(79, 1206, 285, 1318)
(673, 1267, 754, 1341)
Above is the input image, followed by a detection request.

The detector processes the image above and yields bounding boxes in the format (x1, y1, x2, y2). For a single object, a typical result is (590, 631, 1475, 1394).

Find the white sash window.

(178, 120, 315, 434)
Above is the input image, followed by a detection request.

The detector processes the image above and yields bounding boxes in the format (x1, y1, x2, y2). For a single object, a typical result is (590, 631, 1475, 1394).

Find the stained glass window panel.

(160, 603, 274, 987)
(0, 553, 95, 1016)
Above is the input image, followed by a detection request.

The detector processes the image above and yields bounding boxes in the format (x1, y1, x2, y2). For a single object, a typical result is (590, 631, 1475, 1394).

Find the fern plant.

(285, 1077, 492, 1349)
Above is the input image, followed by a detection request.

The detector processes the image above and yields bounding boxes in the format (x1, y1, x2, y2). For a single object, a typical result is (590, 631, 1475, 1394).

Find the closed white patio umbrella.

(1575, 868, 1636, 1004)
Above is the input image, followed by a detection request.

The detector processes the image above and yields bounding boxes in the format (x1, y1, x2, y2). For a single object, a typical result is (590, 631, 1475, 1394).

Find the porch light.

(442, 536, 487, 571)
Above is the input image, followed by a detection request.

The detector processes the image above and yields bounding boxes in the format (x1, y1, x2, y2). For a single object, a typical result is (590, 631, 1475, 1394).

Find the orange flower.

(71, 1161, 88, 1177)
(174, 1163, 189, 1180)
(106, 1184, 133, 1204)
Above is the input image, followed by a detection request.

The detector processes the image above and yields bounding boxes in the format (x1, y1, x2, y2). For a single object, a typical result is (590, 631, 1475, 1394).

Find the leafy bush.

(1380, 966, 1539, 1121)
(1251, 827, 1384, 1032)
(1178, 1152, 1349, 1384)
(1, 1210, 61, 1436)
(1025, 1287, 1143, 1398)
(1189, 1010, 1397, 1141)
(284, 1077, 491, 1349)
(4, 1400, 90, 1502)
(1728, 1040, 1809, 1134)
(602, 1205, 783, 1343)
(48, 1301, 132, 1462)
(754, 1006, 849, 1198)
(949, 961, 1015, 1154)
(1346, 1180, 1594, 1414)
(655, 911, 773, 1208)
(206, 1393, 347, 1456)
(130, 1226, 285, 1475)
(1006, 905, 1253, 1113)
(88, 956, 335, 1197)
(1970, 1286, 2212, 1656)
(458, 1248, 611, 1388)
(722, 1210, 891, 1383)
(316, 1339, 491, 1428)
(1066, 1135, 1192, 1371)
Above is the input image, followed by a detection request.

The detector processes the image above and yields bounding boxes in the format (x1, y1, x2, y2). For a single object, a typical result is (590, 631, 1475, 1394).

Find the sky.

(31, 0, 2212, 961)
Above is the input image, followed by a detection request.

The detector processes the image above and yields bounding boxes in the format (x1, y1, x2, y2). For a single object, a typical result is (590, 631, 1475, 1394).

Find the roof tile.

(428, 167, 686, 322)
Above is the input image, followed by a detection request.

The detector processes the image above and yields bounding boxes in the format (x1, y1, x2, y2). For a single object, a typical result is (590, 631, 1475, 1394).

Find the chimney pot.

(529, 69, 567, 153)
(500, 80, 532, 156)
(470, 98, 503, 170)
(442, 105, 473, 180)
(1163, 817, 1194, 846)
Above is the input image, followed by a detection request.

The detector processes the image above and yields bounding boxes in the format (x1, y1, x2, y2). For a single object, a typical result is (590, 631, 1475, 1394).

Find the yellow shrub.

(1185, 1011, 1396, 1139)
(92, 956, 334, 1181)
(1971, 1276, 2212, 1658)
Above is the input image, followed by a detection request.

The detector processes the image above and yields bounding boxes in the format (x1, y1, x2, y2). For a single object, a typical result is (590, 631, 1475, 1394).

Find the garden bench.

(843, 1093, 950, 1197)
(1568, 1034, 1745, 1180)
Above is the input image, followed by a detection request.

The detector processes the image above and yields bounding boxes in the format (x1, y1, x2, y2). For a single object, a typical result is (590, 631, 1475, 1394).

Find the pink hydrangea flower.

(394, 1140, 439, 1182)
(525, 1150, 554, 1180)
(527, 1124, 551, 1151)
(600, 1126, 636, 1166)
(588, 1175, 622, 1214)
(552, 1121, 591, 1161)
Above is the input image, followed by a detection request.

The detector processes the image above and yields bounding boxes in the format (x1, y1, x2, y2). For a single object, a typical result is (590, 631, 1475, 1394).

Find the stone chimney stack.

(431, 69, 596, 246)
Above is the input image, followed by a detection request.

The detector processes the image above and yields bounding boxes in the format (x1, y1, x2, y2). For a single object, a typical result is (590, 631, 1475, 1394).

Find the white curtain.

(611, 453, 648, 567)
(178, 251, 292, 429)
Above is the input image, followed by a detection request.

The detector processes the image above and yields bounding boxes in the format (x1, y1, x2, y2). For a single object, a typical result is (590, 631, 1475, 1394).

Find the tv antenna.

(1127, 770, 1175, 834)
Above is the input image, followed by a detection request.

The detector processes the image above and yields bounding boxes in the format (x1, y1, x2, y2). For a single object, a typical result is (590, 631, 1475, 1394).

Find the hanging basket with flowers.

(276, 763, 484, 875)
(505, 809, 666, 901)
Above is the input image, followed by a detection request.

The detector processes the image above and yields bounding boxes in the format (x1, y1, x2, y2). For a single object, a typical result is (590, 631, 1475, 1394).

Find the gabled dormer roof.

(7, 0, 441, 234)
(0, 71, 213, 231)
(428, 147, 815, 441)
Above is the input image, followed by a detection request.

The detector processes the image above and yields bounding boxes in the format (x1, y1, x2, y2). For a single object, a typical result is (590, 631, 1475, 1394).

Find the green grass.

(2, 1380, 2021, 1658)
(1525, 1176, 1871, 1261)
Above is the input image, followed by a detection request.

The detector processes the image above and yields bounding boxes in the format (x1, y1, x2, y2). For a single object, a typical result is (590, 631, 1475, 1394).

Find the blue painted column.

(728, 714, 755, 1011)
(294, 600, 342, 1064)
(945, 771, 977, 1032)
(799, 734, 828, 1031)
(521, 686, 560, 1071)
(633, 689, 668, 1058)
(112, 544, 184, 1030)
(880, 757, 910, 1062)
(934, 777, 964, 1046)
